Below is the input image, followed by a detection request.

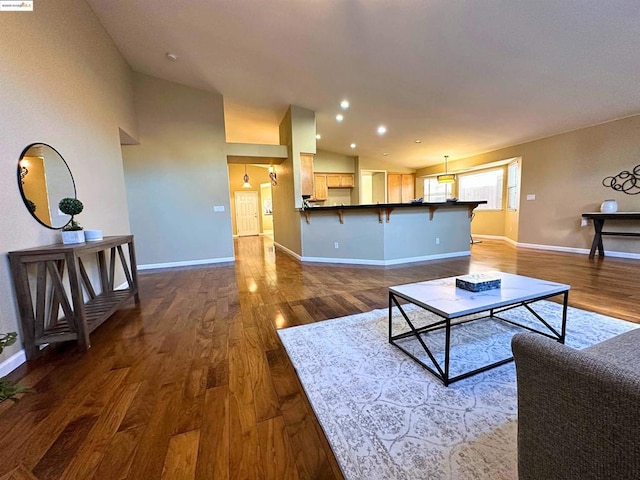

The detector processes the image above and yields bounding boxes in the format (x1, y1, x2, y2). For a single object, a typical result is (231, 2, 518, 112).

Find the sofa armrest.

(511, 332, 640, 480)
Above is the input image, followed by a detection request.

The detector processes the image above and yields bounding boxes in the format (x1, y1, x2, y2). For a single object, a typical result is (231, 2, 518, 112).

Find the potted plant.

(59, 197, 84, 244)
(0, 332, 28, 402)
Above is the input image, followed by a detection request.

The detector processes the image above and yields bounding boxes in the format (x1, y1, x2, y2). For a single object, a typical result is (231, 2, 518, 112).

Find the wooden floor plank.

(194, 386, 228, 480)
(161, 430, 200, 480)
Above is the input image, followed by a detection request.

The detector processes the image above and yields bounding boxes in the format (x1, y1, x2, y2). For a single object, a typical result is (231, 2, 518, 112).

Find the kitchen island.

(292, 201, 485, 265)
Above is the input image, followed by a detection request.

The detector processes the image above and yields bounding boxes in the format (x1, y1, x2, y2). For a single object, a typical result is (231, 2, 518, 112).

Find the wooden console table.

(8, 235, 139, 359)
(581, 212, 640, 258)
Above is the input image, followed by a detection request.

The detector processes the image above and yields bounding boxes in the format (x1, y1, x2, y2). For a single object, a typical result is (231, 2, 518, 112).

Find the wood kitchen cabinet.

(326, 173, 354, 188)
(314, 173, 328, 200)
(388, 173, 415, 203)
(300, 153, 314, 197)
(313, 172, 354, 201)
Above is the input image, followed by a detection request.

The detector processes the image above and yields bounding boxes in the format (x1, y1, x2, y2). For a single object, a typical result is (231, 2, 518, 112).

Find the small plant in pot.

(59, 197, 85, 244)
(0, 332, 29, 402)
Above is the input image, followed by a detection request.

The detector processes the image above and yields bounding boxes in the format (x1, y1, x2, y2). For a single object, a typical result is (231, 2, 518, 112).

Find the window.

(458, 169, 503, 210)
(507, 161, 519, 210)
(423, 177, 451, 202)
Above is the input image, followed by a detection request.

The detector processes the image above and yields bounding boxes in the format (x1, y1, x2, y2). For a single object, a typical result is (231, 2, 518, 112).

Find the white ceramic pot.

(84, 229, 103, 241)
(61, 230, 85, 244)
(600, 199, 618, 213)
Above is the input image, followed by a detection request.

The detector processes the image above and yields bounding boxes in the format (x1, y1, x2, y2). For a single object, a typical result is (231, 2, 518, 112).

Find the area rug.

(278, 301, 638, 480)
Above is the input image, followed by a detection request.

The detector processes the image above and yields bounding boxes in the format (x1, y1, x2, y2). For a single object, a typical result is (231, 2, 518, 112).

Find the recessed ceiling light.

(336, 114, 344, 122)
(166, 52, 178, 61)
(377, 125, 387, 135)
(340, 100, 350, 109)
(316, 134, 322, 140)
(382, 152, 389, 156)
(350, 143, 356, 149)
(414, 140, 422, 143)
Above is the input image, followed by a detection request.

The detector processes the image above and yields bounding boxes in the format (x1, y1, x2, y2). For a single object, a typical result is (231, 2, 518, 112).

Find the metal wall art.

(602, 164, 640, 195)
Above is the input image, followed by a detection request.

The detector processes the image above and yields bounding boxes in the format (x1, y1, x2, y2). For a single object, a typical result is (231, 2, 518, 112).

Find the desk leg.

(67, 253, 90, 351)
(589, 219, 605, 258)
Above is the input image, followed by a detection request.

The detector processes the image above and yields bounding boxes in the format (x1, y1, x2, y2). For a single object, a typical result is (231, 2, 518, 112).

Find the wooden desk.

(581, 212, 640, 258)
(8, 235, 139, 359)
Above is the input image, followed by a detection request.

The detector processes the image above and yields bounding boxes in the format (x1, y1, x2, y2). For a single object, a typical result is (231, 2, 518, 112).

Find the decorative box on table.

(456, 273, 501, 292)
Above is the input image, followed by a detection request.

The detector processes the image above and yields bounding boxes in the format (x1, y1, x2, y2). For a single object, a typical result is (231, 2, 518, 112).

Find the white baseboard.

(273, 242, 302, 261)
(275, 243, 470, 266)
(473, 234, 519, 246)
(301, 250, 470, 266)
(515, 241, 640, 259)
(0, 349, 26, 377)
(138, 256, 235, 270)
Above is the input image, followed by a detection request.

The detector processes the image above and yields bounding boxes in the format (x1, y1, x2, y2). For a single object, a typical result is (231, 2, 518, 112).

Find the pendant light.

(242, 164, 252, 188)
(437, 155, 456, 184)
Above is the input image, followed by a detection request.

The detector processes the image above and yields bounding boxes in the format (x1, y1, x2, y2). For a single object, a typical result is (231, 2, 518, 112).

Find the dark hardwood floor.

(1, 237, 638, 479)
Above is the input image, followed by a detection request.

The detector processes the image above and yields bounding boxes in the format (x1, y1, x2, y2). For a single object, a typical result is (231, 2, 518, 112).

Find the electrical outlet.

(334, 242, 339, 249)
(581, 218, 588, 227)
(436, 237, 440, 245)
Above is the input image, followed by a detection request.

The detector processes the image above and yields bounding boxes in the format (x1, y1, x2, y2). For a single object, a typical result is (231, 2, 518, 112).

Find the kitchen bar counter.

(296, 201, 486, 265)
(300, 200, 485, 224)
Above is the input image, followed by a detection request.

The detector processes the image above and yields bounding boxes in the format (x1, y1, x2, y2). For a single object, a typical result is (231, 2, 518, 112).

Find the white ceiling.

(86, 0, 640, 168)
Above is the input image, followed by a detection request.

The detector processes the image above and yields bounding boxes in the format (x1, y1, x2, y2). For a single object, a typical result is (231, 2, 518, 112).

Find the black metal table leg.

(589, 219, 605, 258)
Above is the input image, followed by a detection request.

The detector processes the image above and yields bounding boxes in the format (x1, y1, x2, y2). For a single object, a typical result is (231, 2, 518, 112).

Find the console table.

(581, 212, 640, 258)
(8, 235, 139, 359)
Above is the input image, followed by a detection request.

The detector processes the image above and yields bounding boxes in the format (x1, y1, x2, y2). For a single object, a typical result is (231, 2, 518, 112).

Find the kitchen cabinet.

(314, 173, 328, 200)
(313, 173, 354, 201)
(326, 173, 354, 188)
(388, 173, 415, 203)
(300, 153, 314, 197)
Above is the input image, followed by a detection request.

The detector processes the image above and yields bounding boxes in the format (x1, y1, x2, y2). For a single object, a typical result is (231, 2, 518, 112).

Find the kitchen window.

(424, 177, 451, 202)
(507, 160, 519, 210)
(458, 168, 504, 210)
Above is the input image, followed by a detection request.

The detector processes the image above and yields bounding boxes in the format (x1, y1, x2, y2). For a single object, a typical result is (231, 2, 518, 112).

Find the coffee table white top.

(389, 272, 570, 318)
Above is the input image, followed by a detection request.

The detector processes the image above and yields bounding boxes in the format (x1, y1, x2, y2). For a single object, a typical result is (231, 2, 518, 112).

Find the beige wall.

(315, 150, 355, 172)
(274, 106, 316, 255)
(0, 0, 137, 362)
(228, 164, 272, 235)
(123, 73, 234, 266)
(419, 115, 640, 252)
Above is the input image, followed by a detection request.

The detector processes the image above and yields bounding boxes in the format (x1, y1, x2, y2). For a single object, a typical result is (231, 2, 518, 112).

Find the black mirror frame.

(18, 143, 77, 230)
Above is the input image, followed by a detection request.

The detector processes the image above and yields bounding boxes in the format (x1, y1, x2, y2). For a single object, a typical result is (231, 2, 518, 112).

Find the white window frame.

(458, 168, 504, 211)
(507, 160, 519, 211)
(423, 177, 451, 202)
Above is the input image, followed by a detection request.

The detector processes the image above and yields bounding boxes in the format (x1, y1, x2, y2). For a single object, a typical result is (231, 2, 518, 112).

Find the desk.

(581, 212, 640, 258)
(8, 235, 139, 359)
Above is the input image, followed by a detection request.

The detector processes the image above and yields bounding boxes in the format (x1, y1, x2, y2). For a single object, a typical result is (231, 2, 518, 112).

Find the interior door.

(235, 190, 259, 236)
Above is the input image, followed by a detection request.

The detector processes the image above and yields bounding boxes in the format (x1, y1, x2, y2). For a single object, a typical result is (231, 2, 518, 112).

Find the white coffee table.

(388, 272, 570, 385)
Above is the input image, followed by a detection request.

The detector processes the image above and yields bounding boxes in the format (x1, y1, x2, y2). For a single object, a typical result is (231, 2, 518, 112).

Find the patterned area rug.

(278, 301, 638, 480)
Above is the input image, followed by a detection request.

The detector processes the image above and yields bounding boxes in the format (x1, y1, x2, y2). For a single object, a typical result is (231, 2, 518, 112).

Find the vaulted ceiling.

(87, 0, 640, 168)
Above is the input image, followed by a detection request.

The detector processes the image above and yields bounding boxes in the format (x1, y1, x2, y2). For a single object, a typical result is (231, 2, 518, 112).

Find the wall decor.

(18, 143, 76, 228)
(602, 164, 640, 194)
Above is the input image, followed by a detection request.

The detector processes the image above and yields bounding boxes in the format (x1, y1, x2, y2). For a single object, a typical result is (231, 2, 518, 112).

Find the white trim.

(515, 241, 640, 259)
(274, 242, 302, 261)
(278, 248, 470, 266)
(473, 234, 518, 246)
(138, 257, 235, 270)
(471, 235, 640, 259)
(0, 349, 26, 377)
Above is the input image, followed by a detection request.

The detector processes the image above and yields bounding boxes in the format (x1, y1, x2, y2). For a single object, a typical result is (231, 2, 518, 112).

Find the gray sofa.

(512, 328, 640, 480)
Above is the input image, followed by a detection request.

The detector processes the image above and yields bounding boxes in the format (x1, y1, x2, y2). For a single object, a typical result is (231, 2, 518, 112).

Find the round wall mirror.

(18, 143, 76, 229)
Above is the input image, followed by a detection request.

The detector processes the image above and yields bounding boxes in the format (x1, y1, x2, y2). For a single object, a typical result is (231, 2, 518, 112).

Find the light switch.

(526, 194, 536, 201)
(213, 205, 225, 212)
